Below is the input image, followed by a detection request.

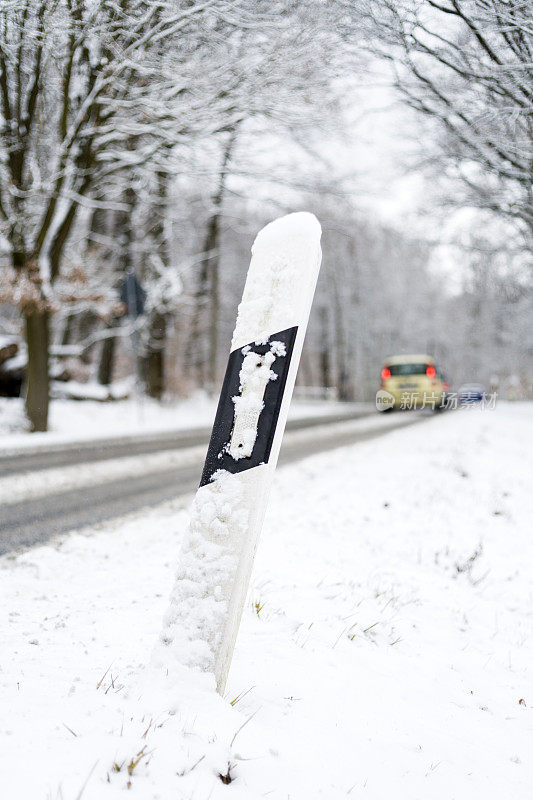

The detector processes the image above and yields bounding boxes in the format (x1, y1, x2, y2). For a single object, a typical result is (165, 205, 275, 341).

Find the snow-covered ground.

(1, 402, 532, 799)
(0, 393, 356, 451)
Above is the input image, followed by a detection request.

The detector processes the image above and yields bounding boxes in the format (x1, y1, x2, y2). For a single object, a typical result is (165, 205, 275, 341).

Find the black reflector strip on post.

(199, 326, 298, 487)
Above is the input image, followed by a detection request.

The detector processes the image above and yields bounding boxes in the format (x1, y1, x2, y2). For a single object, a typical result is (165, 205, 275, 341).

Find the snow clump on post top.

(231, 212, 322, 352)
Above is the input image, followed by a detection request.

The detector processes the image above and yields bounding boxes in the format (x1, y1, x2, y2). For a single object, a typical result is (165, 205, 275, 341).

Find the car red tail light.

(381, 367, 391, 381)
(426, 365, 436, 378)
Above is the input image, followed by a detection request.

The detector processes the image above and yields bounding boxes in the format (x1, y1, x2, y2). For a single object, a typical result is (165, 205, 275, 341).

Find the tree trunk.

(298, 346, 315, 389)
(332, 280, 351, 401)
(185, 255, 209, 386)
(24, 309, 49, 431)
(61, 313, 74, 346)
(77, 310, 98, 364)
(185, 197, 219, 389)
(187, 128, 238, 391)
(97, 322, 117, 385)
(207, 214, 220, 390)
(144, 170, 170, 399)
(319, 306, 332, 389)
(146, 312, 167, 399)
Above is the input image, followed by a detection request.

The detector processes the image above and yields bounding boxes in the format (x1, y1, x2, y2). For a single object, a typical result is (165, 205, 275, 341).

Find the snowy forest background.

(0, 0, 531, 430)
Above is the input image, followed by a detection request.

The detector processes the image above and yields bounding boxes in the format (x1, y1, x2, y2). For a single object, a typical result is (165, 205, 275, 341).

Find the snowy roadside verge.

(1, 403, 532, 799)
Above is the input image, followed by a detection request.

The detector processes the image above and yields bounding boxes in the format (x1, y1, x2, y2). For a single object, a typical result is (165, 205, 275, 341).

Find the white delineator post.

(158, 212, 322, 694)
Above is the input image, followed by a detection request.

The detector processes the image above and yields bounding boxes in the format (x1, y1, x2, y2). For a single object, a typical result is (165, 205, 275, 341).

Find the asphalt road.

(0, 410, 424, 555)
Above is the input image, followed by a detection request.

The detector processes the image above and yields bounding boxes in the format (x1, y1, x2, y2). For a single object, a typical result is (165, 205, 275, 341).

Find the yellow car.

(378, 354, 445, 411)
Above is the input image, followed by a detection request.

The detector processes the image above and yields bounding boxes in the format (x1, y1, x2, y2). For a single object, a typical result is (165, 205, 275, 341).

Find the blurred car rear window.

(388, 364, 429, 376)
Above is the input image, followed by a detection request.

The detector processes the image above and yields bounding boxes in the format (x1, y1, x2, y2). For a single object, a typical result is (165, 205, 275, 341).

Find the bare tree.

(0, 0, 264, 429)
(182, 1, 353, 389)
(353, 0, 533, 236)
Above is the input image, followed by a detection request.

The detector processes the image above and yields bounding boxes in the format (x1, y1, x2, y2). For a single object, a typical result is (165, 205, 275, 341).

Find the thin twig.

(230, 708, 260, 749)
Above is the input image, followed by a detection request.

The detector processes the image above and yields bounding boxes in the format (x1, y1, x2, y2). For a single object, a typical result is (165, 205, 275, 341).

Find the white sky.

(230, 77, 467, 291)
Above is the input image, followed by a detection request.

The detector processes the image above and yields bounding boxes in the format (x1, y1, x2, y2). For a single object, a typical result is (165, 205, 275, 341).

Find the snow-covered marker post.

(159, 212, 322, 694)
